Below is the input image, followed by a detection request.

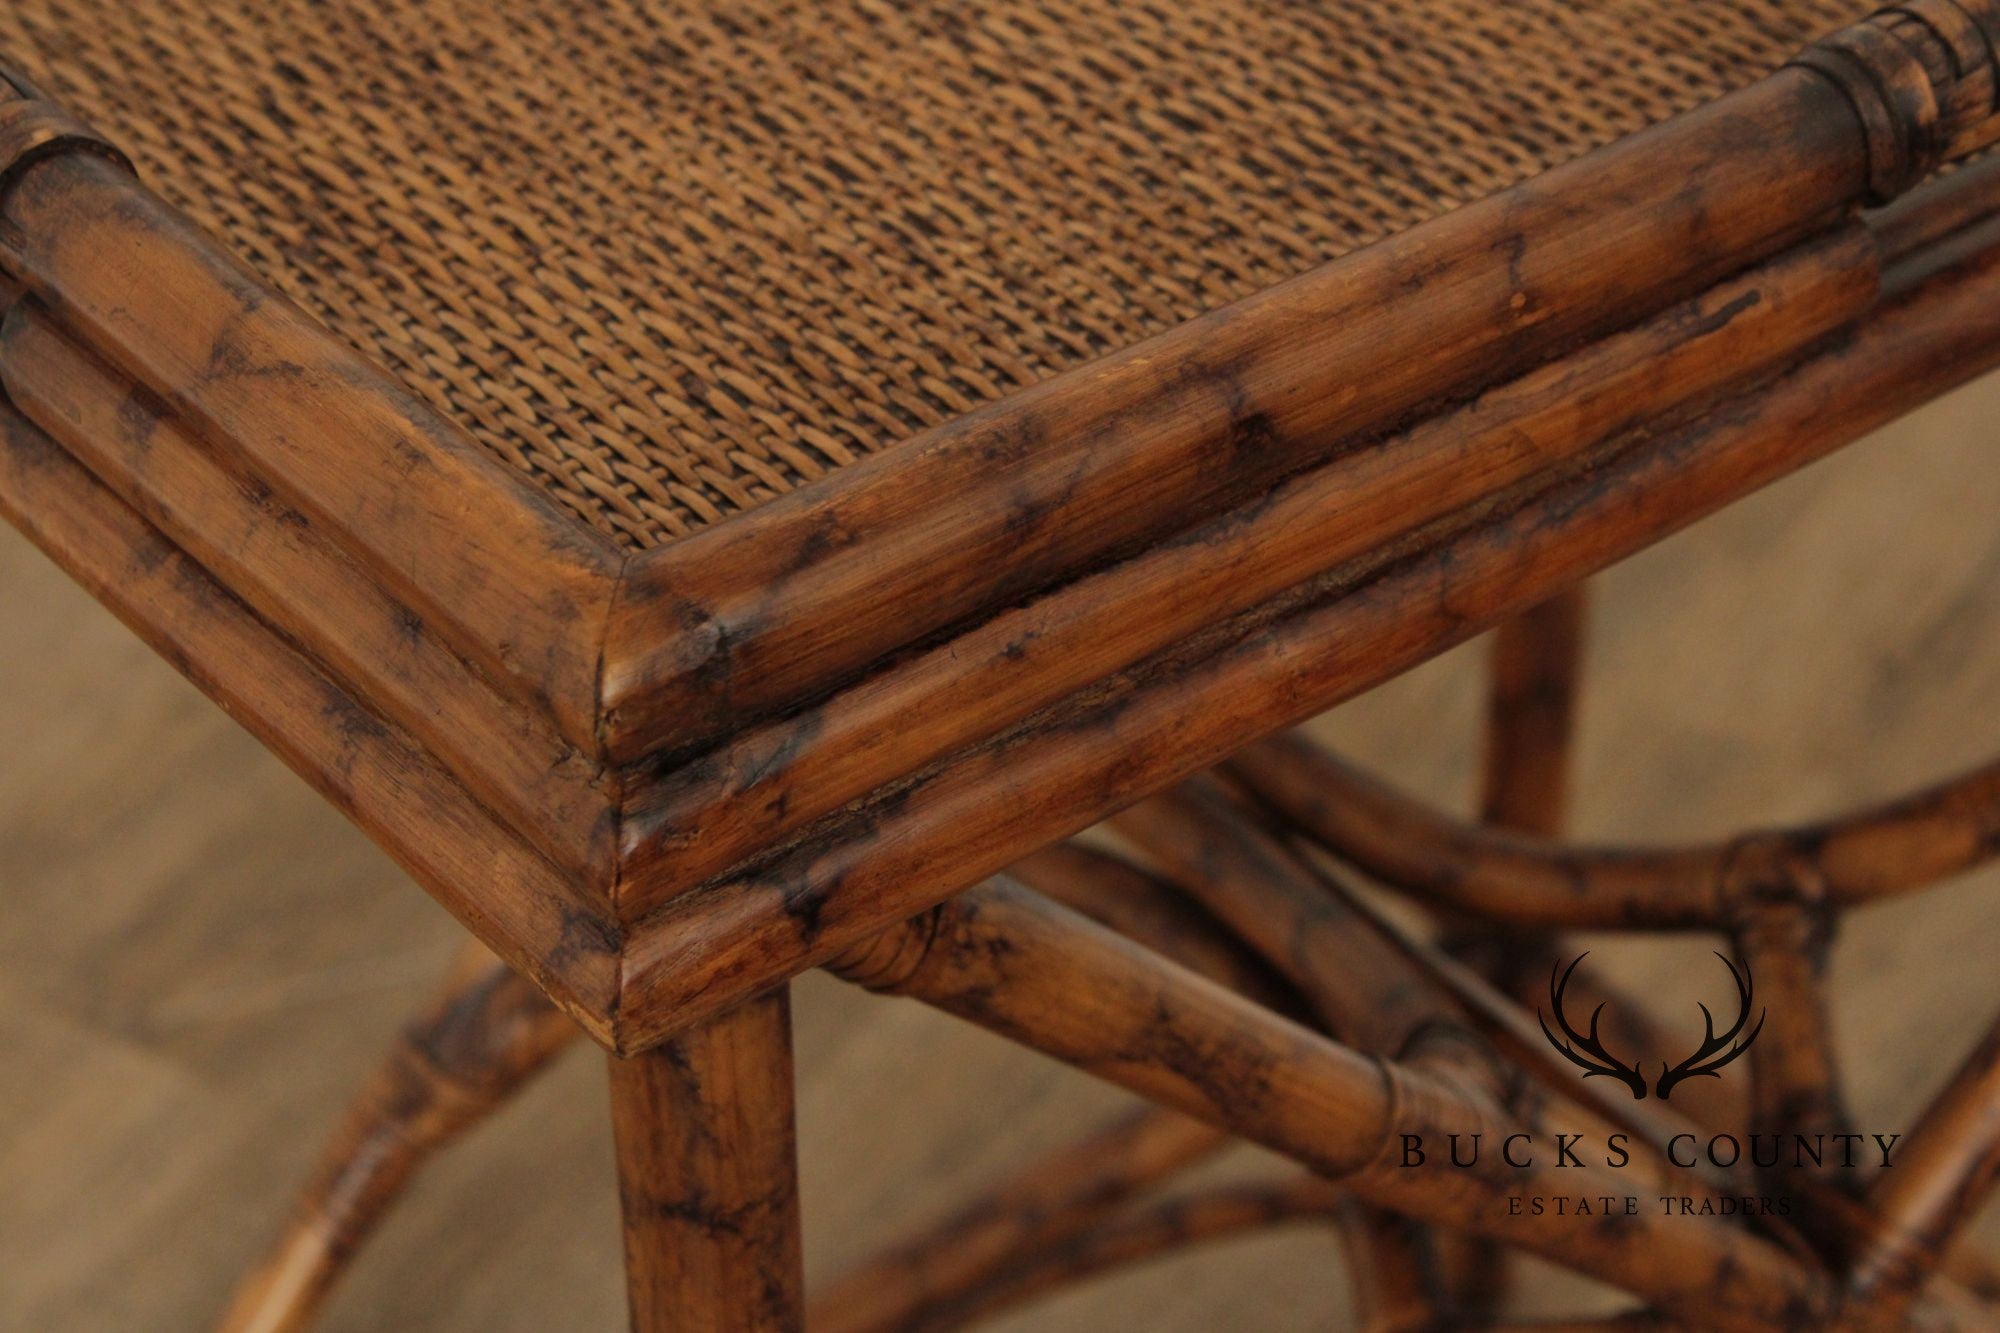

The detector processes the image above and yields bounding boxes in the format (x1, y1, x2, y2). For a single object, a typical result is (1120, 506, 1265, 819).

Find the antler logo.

(1538, 952, 1766, 1101)
(1538, 954, 1649, 1100)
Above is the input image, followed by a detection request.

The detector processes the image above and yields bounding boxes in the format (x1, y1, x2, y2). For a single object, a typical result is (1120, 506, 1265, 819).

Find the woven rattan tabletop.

(4, 0, 1866, 551)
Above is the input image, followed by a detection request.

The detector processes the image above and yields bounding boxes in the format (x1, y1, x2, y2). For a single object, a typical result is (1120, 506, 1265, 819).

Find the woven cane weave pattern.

(1, 1, 1868, 549)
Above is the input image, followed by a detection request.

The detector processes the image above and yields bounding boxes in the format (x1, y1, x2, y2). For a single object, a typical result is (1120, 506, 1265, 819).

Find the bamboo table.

(3, 1, 2000, 1329)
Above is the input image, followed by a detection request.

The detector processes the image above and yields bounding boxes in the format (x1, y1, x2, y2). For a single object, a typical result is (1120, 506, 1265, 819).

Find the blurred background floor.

(2, 369, 1997, 1330)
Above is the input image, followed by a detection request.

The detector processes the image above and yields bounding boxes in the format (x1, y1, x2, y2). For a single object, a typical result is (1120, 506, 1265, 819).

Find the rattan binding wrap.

(1, 0, 1869, 549)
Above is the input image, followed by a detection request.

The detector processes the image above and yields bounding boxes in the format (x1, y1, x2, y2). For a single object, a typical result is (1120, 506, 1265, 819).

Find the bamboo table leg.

(1481, 588, 1587, 837)
(1440, 587, 1588, 1317)
(608, 988, 803, 1332)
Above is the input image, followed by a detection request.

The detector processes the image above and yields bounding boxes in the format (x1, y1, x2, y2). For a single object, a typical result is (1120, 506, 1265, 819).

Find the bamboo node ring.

(824, 905, 944, 994)
(1717, 831, 1831, 918)
(0, 65, 132, 200)
(1791, 0, 2000, 200)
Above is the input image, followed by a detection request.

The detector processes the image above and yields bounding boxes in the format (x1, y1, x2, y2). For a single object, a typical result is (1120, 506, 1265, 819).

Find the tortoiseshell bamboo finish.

(3, 5, 2000, 1331)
